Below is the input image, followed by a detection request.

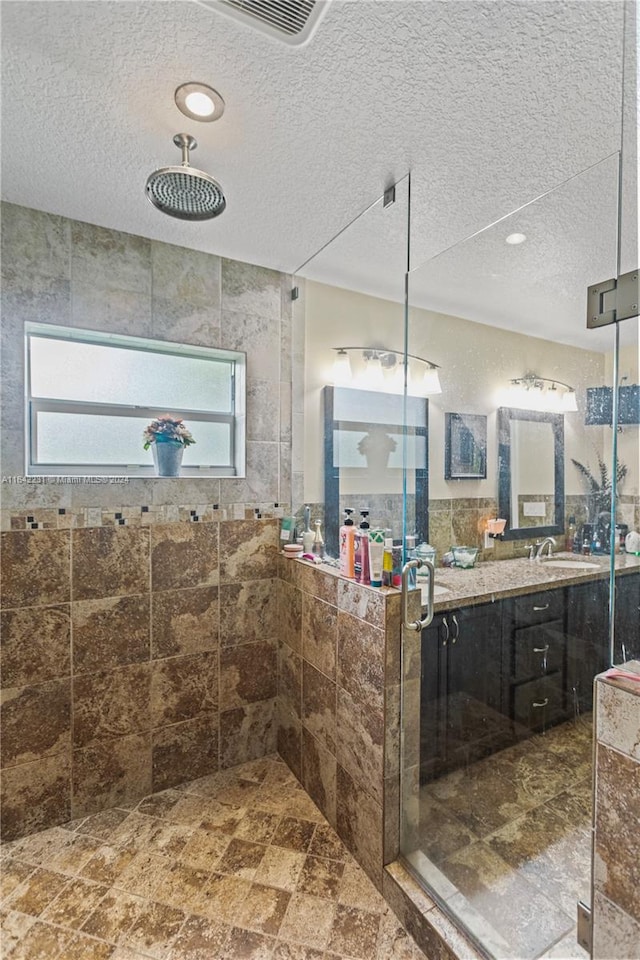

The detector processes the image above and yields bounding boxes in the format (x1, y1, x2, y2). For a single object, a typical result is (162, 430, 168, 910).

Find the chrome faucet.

(535, 536, 556, 561)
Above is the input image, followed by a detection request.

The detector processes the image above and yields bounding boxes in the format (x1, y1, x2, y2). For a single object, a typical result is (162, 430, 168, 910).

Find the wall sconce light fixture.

(506, 373, 577, 412)
(332, 347, 442, 396)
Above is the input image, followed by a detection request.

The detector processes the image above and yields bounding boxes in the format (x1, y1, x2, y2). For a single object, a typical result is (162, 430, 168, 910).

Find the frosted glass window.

(29, 337, 233, 411)
(35, 413, 231, 466)
(25, 323, 245, 477)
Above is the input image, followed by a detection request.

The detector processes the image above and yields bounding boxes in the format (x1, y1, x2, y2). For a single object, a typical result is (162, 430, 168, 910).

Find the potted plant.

(571, 453, 627, 522)
(143, 415, 195, 477)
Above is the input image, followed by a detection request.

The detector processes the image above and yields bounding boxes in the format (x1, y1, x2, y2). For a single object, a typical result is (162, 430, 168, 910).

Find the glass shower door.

(399, 152, 635, 959)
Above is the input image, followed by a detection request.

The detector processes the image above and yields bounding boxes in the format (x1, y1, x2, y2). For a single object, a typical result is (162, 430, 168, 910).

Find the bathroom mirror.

(323, 385, 429, 556)
(497, 406, 565, 540)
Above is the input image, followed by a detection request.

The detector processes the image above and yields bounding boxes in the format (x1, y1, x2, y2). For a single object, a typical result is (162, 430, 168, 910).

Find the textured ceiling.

(1, 0, 637, 351)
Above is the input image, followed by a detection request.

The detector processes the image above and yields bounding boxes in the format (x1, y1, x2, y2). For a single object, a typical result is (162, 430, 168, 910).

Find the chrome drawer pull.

(533, 604, 549, 611)
(533, 644, 550, 653)
(533, 698, 549, 708)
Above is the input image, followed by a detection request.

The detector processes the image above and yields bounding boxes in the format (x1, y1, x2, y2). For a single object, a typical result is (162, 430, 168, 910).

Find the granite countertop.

(424, 551, 640, 612)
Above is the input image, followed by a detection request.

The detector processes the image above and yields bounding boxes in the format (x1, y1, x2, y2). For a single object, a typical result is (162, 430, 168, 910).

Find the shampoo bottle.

(355, 510, 371, 585)
(339, 509, 356, 578)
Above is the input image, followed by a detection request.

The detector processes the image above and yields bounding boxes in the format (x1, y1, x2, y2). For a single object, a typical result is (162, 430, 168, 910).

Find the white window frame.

(25, 323, 246, 478)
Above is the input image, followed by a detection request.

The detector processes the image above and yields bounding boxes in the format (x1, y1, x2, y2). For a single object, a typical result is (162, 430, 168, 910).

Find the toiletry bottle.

(369, 530, 385, 587)
(405, 535, 417, 588)
(355, 511, 371, 585)
(382, 538, 394, 587)
(566, 516, 576, 553)
(302, 505, 314, 554)
(391, 542, 403, 587)
(312, 519, 324, 558)
(339, 509, 356, 578)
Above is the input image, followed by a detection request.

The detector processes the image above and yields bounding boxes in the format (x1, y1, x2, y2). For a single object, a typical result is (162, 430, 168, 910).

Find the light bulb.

(422, 366, 442, 395)
(332, 350, 352, 385)
(363, 354, 384, 390)
(185, 91, 216, 117)
(508, 382, 527, 408)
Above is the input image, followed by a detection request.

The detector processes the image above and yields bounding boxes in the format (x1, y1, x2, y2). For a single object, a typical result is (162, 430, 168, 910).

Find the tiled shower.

(0, 203, 291, 840)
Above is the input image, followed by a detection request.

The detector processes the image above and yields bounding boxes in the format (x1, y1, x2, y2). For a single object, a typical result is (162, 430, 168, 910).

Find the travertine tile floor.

(419, 716, 593, 959)
(0, 755, 425, 960)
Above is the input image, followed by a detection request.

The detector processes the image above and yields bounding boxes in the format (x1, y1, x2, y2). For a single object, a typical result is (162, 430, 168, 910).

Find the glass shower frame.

(398, 148, 638, 959)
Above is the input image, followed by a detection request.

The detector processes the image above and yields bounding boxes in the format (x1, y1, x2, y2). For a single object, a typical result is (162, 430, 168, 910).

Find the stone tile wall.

(276, 558, 406, 890)
(0, 518, 280, 840)
(592, 662, 640, 957)
(0, 203, 294, 840)
(0, 201, 294, 520)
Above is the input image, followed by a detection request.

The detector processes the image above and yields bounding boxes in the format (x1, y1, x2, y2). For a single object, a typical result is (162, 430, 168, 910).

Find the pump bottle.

(355, 510, 371, 585)
(339, 509, 356, 578)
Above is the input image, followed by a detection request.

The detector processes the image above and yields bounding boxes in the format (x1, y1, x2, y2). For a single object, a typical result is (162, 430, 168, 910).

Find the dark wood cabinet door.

(565, 579, 608, 711)
(614, 572, 640, 663)
(420, 602, 505, 781)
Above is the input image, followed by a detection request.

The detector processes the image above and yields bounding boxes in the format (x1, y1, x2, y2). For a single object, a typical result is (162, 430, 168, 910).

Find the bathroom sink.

(421, 583, 451, 599)
(542, 559, 599, 570)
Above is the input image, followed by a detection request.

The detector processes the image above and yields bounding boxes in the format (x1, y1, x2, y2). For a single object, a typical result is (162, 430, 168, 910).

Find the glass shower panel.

(611, 313, 640, 668)
(401, 154, 623, 960)
(293, 176, 413, 551)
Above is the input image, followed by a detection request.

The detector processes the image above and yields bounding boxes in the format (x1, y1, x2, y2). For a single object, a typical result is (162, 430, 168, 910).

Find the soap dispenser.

(339, 509, 356, 578)
(355, 510, 371, 585)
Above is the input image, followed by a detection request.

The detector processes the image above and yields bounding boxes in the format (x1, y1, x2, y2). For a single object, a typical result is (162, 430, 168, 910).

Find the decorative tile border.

(1, 502, 291, 531)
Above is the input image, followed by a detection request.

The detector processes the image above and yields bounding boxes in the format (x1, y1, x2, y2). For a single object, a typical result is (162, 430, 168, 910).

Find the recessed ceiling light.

(505, 233, 527, 245)
(175, 82, 225, 122)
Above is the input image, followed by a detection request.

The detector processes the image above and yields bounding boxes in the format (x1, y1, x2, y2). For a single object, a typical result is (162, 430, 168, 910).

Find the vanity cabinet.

(419, 571, 639, 784)
(503, 588, 567, 732)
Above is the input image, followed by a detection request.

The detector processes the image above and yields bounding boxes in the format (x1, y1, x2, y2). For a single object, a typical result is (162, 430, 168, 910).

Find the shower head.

(145, 133, 226, 221)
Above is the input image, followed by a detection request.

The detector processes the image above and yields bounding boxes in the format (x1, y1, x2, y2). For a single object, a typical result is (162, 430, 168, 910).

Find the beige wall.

(303, 279, 607, 507)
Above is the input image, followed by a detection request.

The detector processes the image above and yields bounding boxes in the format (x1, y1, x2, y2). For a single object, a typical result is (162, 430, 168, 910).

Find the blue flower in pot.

(143, 415, 196, 477)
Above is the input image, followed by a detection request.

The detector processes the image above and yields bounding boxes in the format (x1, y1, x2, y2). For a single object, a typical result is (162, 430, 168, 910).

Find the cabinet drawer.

(513, 622, 564, 680)
(509, 589, 564, 627)
(512, 674, 564, 730)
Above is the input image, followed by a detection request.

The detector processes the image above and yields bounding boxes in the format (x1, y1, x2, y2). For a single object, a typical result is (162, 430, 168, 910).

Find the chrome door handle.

(442, 616, 449, 646)
(402, 559, 435, 631)
(451, 614, 459, 643)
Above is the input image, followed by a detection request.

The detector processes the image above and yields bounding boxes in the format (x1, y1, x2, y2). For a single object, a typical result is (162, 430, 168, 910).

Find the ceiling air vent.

(195, 0, 330, 45)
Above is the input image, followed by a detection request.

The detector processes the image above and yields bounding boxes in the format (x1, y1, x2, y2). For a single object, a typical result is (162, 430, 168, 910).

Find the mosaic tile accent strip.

(1, 502, 290, 531)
